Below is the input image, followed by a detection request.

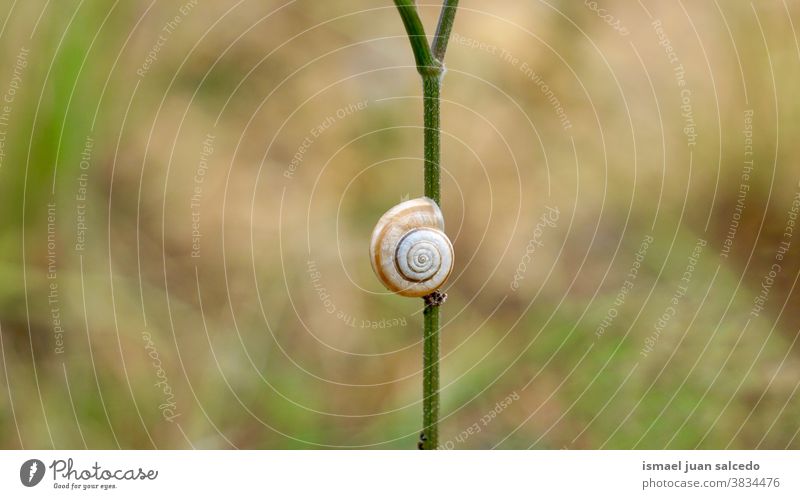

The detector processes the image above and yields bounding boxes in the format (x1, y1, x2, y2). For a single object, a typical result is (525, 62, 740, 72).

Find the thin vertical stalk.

(421, 74, 441, 450)
(393, 0, 459, 450)
(423, 75, 441, 204)
(422, 297, 440, 448)
(432, 0, 460, 62)
(392, 0, 439, 73)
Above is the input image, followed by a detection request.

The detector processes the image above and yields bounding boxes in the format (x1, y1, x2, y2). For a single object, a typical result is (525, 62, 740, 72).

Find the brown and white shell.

(369, 197, 454, 297)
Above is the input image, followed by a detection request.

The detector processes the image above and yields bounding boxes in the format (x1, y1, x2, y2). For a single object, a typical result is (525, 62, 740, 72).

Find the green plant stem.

(423, 75, 441, 204)
(432, 0, 460, 62)
(393, 0, 439, 74)
(393, 0, 459, 450)
(422, 296, 440, 449)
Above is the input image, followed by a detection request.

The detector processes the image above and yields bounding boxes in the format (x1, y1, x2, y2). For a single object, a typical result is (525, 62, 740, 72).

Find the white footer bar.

(1, 450, 797, 498)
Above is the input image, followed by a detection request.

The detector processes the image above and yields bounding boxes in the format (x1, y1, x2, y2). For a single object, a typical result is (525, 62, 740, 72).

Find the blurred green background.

(1, 0, 799, 449)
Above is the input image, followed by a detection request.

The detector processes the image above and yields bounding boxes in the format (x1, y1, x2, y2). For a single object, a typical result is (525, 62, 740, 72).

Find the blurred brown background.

(0, 0, 799, 449)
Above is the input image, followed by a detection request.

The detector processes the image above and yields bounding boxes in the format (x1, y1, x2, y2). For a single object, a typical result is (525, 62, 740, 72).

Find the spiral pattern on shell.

(369, 197, 454, 297)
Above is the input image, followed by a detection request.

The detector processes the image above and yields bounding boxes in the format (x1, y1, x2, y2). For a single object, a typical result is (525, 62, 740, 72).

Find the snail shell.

(369, 197, 454, 297)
